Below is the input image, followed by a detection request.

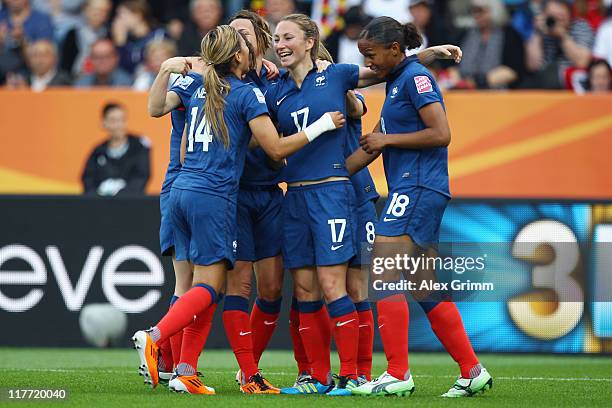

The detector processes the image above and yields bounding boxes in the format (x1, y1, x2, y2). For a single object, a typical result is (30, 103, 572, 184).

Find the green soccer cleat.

(327, 375, 359, 396)
(442, 367, 493, 397)
(351, 371, 415, 397)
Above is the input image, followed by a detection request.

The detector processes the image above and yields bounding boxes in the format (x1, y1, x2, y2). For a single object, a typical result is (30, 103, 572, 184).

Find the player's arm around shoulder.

(147, 57, 192, 117)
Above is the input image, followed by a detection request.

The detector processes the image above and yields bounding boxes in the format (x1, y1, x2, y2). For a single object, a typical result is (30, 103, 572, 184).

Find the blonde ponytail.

(199, 25, 244, 148)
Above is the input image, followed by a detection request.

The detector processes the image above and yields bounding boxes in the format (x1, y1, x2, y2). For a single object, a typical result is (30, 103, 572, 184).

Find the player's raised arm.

(147, 57, 191, 117)
(356, 45, 462, 88)
(248, 111, 345, 161)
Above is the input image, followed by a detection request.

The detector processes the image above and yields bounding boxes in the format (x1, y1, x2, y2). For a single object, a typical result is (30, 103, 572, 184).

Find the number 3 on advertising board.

(509, 220, 583, 340)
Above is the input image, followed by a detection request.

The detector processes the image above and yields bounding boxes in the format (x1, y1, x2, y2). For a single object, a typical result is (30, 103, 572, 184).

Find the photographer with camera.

(524, 0, 594, 88)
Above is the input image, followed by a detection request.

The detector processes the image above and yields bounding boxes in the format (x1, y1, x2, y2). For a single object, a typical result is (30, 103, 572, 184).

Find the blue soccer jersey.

(240, 66, 284, 186)
(172, 75, 269, 200)
(160, 72, 203, 194)
(266, 63, 359, 183)
(346, 91, 379, 205)
(380, 56, 450, 197)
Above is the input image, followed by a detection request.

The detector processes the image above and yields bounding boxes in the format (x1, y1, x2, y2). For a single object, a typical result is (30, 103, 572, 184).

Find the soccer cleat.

(169, 374, 216, 395)
(356, 375, 368, 386)
(351, 371, 415, 397)
(235, 369, 247, 392)
(281, 378, 334, 395)
(159, 371, 173, 387)
(327, 375, 359, 396)
(240, 372, 280, 394)
(442, 368, 493, 397)
(132, 330, 159, 388)
(293, 371, 313, 387)
(138, 365, 172, 387)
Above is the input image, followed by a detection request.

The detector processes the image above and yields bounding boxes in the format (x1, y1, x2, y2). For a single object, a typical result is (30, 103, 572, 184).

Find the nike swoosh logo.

(359, 324, 369, 328)
(276, 95, 288, 106)
(378, 324, 385, 329)
(298, 327, 310, 332)
(383, 217, 397, 222)
(239, 331, 252, 336)
(263, 320, 278, 326)
(336, 318, 356, 327)
(331, 244, 344, 251)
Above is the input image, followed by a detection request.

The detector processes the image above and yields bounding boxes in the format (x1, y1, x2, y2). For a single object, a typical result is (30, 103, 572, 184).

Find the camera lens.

(546, 16, 556, 28)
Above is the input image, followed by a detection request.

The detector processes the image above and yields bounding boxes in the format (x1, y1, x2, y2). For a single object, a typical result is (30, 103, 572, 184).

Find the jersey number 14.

(187, 107, 213, 152)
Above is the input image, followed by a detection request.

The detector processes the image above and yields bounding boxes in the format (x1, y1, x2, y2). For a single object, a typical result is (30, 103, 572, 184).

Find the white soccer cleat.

(351, 371, 415, 396)
(442, 367, 493, 397)
(235, 369, 247, 392)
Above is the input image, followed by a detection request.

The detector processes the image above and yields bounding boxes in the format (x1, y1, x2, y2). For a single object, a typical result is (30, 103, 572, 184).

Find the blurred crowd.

(1, 0, 611, 93)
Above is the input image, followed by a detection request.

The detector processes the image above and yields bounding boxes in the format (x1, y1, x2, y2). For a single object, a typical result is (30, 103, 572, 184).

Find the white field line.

(6, 368, 612, 382)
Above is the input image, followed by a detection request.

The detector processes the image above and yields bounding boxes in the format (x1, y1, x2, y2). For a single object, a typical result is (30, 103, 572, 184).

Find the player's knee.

(347, 281, 366, 303)
(319, 277, 344, 302)
(257, 283, 282, 302)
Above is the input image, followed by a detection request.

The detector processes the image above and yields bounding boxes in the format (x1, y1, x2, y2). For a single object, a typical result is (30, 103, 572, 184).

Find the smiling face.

(274, 20, 313, 69)
(358, 37, 401, 79)
(230, 18, 260, 57)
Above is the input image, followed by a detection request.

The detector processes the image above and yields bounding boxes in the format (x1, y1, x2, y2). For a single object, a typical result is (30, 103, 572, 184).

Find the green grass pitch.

(1, 348, 610, 407)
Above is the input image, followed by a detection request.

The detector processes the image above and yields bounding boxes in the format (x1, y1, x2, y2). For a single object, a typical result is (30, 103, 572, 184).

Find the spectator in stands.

(0, 0, 54, 46)
(75, 38, 133, 86)
(409, 0, 451, 49)
(586, 58, 611, 92)
(0, 0, 54, 82)
(60, 0, 112, 76)
(177, 0, 222, 57)
(448, 0, 525, 89)
(524, 0, 594, 89)
(111, 0, 166, 74)
(325, 6, 371, 65)
(33, 0, 83, 42)
(132, 38, 177, 91)
(363, 0, 412, 23)
(6, 39, 72, 90)
(82, 102, 150, 196)
(263, 0, 296, 65)
(572, 0, 607, 31)
(593, 7, 612, 66)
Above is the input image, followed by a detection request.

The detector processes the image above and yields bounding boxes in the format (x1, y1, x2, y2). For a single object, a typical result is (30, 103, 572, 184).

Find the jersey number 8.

(187, 107, 213, 152)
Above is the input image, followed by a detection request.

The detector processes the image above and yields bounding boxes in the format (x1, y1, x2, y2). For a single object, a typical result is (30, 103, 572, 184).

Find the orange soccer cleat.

(169, 374, 216, 394)
(132, 330, 159, 388)
(240, 373, 280, 394)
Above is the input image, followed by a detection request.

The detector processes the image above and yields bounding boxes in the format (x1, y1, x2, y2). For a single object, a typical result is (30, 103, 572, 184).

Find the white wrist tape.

(303, 113, 336, 142)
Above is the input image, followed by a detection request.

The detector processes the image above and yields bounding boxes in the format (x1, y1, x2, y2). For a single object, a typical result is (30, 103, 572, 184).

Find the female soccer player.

(147, 57, 210, 384)
(346, 16, 492, 397)
(224, 11, 287, 389)
(265, 14, 371, 396)
(132, 24, 345, 395)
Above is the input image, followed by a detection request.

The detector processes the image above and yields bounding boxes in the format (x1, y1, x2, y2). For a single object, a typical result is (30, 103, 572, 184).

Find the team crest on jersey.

(414, 75, 433, 94)
(390, 86, 399, 98)
(314, 74, 327, 88)
(175, 75, 194, 90)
